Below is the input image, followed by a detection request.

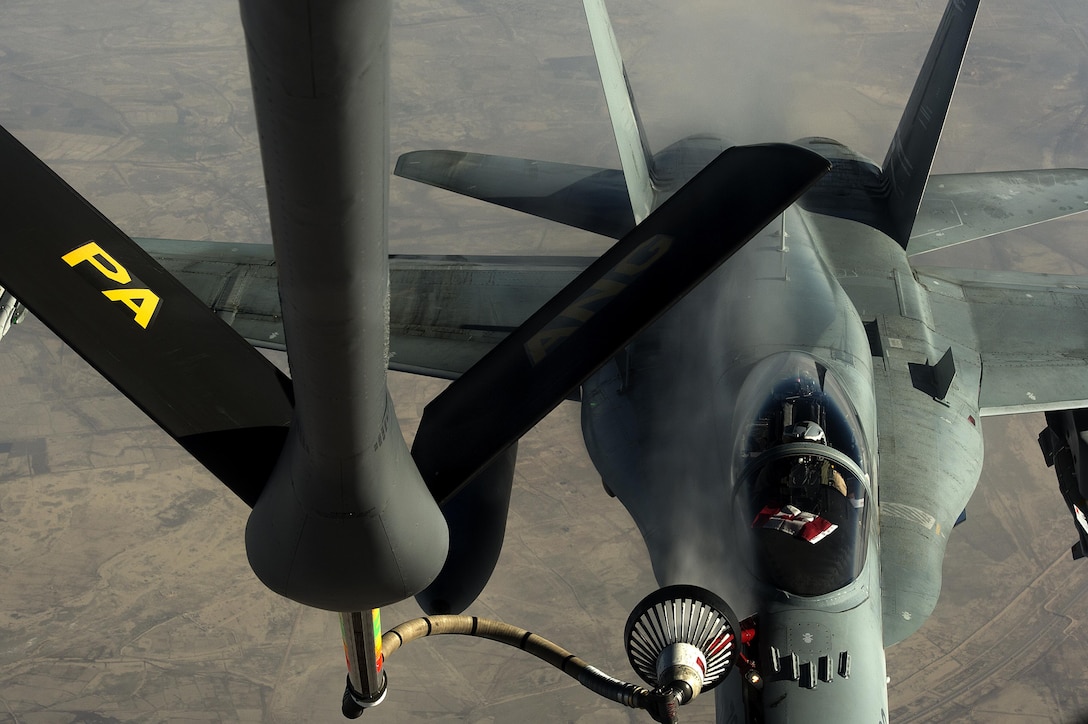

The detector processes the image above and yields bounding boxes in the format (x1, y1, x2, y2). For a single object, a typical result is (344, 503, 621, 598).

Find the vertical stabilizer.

(583, 0, 656, 223)
(880, 0, 980, 248)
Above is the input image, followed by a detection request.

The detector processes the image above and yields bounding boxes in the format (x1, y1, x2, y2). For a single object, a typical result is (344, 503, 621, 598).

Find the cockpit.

(732, 353, 873, 596)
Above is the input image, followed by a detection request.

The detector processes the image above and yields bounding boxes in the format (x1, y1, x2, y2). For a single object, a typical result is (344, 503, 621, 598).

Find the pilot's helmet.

(783, 420, 826, 444)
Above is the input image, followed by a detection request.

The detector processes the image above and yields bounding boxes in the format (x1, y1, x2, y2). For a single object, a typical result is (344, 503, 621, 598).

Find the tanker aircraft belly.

(1, 0, 1088, 722)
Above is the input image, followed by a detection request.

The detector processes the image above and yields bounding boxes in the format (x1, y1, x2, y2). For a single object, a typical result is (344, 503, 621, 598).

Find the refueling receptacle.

(625, 584, 741, 715)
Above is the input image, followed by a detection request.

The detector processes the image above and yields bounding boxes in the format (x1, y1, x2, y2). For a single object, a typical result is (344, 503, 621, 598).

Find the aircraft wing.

(136, 237, 590, 379)
(907, 170, 1088, 256)
(384, 254, 589, 379)
(134, 238, 285, 350)
(918, 265, 1088, 415)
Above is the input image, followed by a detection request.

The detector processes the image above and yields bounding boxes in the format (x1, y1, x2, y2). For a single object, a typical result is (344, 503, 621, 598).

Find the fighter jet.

(1, 0, 1087, 721)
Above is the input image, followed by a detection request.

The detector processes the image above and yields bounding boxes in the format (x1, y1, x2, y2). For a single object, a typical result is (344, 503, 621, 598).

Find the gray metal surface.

(879, 0, 979, 248)
(395, 151, 634, 239)
(920, 266, 1088, 415)
(908, 170, 1088, 256)
(238, 0, 447, 611)
(140, 240, 591, 377)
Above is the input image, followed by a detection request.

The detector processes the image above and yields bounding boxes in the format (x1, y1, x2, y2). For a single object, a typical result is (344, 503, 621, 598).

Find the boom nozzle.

(349, 585, 739, 721)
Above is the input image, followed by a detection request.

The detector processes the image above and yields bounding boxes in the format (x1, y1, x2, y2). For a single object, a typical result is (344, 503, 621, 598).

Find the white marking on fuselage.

(882, 502, 936, 530)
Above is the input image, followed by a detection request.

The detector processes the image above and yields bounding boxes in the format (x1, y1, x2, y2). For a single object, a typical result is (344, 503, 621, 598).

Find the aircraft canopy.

(732, 353, 872, 596)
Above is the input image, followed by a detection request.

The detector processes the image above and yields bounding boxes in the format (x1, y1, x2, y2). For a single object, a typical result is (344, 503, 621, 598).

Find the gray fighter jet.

(1, 0, 1087, 721)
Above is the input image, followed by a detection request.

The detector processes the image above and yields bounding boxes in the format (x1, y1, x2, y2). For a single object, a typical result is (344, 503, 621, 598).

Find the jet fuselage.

(581, 135, 986, 722)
